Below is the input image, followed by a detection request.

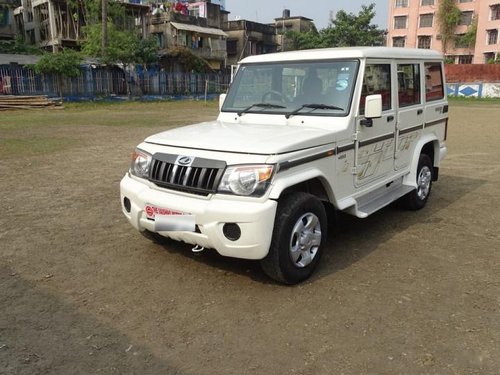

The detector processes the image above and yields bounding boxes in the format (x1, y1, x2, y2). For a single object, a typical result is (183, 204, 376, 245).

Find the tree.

(32, 49, 82, 100)
(284, 30, 322, 51)
(0, 37, 40, 55)
(321, 4, 385, 48)
(437, 0, 462, 53)
(79, 0, 158, 66)
(283, 4, 385, 51)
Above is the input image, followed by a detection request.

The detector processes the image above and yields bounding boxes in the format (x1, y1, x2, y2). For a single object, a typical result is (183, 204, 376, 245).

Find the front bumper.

(120, 173, 277, 260)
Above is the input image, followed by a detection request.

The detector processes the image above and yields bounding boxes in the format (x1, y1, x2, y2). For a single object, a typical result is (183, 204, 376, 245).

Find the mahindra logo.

(176, 155, 194, 166)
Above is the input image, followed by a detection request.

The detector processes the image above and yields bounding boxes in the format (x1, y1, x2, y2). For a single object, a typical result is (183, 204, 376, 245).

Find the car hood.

(145, 120, 332, 154)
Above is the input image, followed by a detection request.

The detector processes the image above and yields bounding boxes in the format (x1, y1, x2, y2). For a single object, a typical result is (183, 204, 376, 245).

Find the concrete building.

(149, 1, 228, 70)
(0, 0, 18, 41)
(224, 20, 277, 66)
(13, 0, 149, 52)
(273, 10, 316, 52)
(387, 0, 500, 64)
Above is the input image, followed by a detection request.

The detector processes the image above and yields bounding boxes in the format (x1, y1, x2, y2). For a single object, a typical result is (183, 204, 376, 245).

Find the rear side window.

(397, 63, 421, 107)
(424, 62, 444, 101)
(359, 64, 392, 115)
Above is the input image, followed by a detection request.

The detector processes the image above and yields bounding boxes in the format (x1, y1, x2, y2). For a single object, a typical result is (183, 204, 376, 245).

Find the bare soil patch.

(0, 101, 499, 374)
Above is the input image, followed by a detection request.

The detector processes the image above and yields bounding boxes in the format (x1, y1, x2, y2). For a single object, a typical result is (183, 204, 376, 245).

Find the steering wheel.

(262, 90, 286, 103)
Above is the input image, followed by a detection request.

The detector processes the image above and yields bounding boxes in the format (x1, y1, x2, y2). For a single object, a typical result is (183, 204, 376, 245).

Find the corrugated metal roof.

(170, 22, 227, 37)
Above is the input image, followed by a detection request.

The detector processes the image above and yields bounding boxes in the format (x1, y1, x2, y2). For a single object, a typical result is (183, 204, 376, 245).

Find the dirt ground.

(0, 101, 499, 374)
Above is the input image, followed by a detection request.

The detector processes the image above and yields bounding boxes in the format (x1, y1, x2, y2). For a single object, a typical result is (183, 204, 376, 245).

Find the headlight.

(218, 165, 274, 197)
(130, 149, 152, 179)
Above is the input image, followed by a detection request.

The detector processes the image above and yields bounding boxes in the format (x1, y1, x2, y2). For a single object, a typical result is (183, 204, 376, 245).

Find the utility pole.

(102, 0, 108, 57)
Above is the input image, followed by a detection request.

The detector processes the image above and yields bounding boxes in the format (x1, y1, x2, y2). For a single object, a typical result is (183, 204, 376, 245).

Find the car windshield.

(222, 60, 359, 117)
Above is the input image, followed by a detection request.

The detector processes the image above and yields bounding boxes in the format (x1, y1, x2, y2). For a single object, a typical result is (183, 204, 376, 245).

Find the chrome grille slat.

(148, 153, 226, 196)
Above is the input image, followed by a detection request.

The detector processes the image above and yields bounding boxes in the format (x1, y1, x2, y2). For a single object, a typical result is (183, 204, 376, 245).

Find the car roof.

(240, 47, 443, 64)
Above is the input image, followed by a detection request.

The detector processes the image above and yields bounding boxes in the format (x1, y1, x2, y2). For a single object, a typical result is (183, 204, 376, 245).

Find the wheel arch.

(269, 170, 334, 204)
(403, 135, 441, 187)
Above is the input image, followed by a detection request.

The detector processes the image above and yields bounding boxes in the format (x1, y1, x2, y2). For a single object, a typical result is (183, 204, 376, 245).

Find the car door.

(355, 61, 396, 188)
(395, 62, 424, 171)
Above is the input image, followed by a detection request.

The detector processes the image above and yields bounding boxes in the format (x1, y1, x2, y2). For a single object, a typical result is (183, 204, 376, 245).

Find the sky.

(224, 1, 388, 30)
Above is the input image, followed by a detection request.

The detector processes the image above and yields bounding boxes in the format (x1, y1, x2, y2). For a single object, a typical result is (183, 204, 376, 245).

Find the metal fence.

(0, 65, 232, 100)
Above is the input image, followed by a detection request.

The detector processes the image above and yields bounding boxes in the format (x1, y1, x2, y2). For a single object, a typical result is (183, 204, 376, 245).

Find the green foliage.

(285, 30, 322, 51)
(0, 37, 41, 55)
(437, 0, 462, 53)
(133, 37, 160, 66)
(66, 0, 125, 26)
(444, 56, 455, 64)
(166, 47, 212, 73)
(81, 22, 158, 65)
(321, 4, 385, 47)
(462, 17, 477, 48)
(32, 49, 82, 77)
(284, 4, 385, 51)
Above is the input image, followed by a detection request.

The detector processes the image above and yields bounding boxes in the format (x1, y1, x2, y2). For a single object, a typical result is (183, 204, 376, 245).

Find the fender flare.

(403, 134, 440, 188)
(269, 167, 334, 202)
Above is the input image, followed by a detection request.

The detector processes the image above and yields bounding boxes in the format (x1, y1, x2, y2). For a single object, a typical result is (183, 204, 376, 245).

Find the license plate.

(145, 204, 195, 232)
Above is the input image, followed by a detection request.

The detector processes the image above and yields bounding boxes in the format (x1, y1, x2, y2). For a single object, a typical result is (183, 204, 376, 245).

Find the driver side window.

(359, 64, 392, 115)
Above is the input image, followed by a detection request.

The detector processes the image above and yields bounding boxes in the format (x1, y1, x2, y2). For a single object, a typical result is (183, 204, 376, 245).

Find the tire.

(260, 192, 327, 284)
(402, 153, 433, 210)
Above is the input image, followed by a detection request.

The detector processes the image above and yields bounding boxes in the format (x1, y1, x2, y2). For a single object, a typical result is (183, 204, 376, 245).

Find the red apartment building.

(387, 0, 500, 63)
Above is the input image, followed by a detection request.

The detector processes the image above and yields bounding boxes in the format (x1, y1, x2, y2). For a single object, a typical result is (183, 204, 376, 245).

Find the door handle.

(387, 115, 394, 122)
(417, 109, 423, 115)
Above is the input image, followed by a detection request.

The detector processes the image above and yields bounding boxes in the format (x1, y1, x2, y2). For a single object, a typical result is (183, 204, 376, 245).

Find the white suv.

(120, 47, 448, 284)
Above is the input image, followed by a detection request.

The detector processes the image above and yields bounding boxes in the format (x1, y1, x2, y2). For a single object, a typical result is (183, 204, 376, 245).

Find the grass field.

(0, 100, 220, 158)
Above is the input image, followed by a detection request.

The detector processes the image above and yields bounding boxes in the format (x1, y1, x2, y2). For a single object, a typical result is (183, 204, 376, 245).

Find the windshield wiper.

(285, 103, 344, 119)
(237, 103, 286, 117)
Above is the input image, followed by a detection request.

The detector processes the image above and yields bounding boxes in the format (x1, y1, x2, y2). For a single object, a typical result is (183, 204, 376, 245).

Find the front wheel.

(401, 153, 433, 210)
(260, 193, 327, 284)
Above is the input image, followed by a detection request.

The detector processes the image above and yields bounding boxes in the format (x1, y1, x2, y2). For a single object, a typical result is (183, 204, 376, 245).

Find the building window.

(459, 0, 473, 3)
(458, 55, 473, 64)
(398, 64, 421, 107)
(393, 37, 406, 47)
(421, 0, 434, 4)
(491, 5, 500, 21)
(418, 36, 432, 49)
(394, 16, 408, 29)
(425, 62, 444, 101)
(419, 13, 434, 28)
(487, 29, 498, 45)
(153, 32, 164, 49)
(484, 52, 496, 63)
(395, 0, 409, 8)
(227, 40, 237, 55)
(460, 11, 473, 25)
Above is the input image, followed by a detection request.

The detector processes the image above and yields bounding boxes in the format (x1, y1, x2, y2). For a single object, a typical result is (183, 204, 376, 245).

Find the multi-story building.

(149, 1, 228, 70)
(387, 0, 500, 63)
(13, 0, 149, 52)
(10, 0, 229, 70)
(0, 0, 19, 41)
(273, 9, 316, 52)
(224, 20, 277, 66)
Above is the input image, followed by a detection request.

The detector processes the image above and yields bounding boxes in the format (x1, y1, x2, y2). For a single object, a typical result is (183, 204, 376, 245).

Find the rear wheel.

(402, 153, 433, 210)
(260, 192, 327, 284)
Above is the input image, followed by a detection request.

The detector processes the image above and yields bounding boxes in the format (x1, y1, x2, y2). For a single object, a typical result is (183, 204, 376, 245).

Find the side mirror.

(361, 94, 382, 127)
(364, 94, 382, 119)
(219, 93, 226, 111)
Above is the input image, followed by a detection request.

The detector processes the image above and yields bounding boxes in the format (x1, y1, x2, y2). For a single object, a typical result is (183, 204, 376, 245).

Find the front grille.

(149, 153, 226, 196)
